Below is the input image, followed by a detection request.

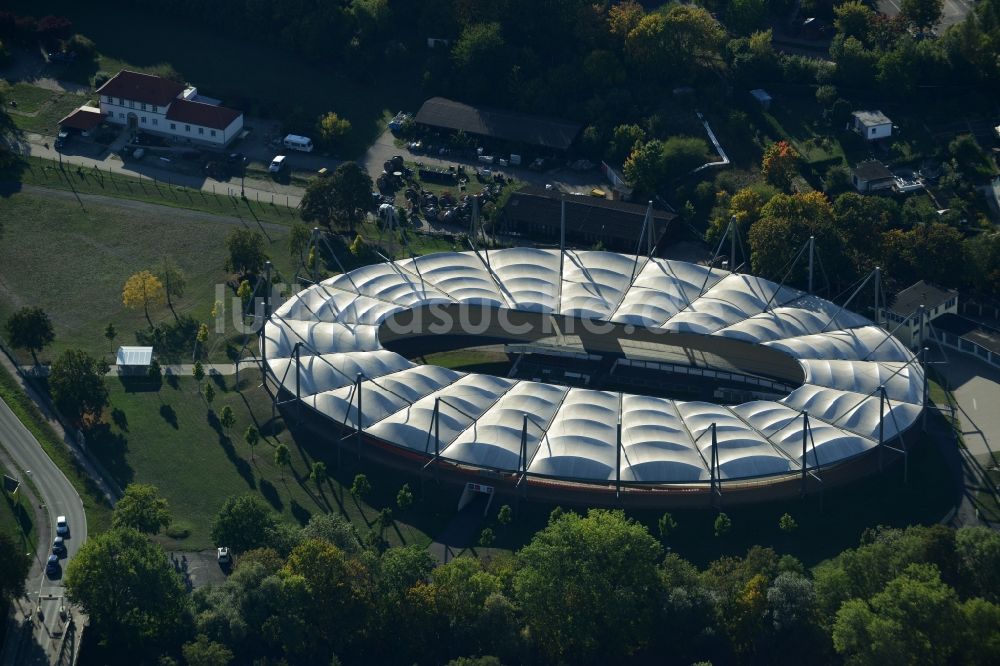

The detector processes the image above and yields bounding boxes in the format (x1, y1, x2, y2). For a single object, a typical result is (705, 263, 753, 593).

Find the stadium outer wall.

(273, 380, 907, 510)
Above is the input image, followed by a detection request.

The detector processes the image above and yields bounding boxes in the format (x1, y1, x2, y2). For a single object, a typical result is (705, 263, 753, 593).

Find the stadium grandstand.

(258, 244, 925, 506)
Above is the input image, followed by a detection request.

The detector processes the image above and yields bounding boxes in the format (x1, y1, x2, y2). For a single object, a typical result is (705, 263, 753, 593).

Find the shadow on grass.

(85, 422, 133, 486)
(259, 478, 283, 511)
(158, 404, 178, 429)
(290, 498, 312, 525)
(207, 411, 257, 490)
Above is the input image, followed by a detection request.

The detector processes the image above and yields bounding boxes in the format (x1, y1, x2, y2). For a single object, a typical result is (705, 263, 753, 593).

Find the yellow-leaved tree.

(122, 271, 166, 327)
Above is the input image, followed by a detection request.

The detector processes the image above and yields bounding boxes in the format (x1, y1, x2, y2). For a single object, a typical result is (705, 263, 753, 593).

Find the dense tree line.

(706, 181, 1000, 299)
(65, 492, 1000, 665)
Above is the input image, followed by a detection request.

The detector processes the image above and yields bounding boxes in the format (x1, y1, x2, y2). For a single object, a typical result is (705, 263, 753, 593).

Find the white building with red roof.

(95, 70, 244, 146)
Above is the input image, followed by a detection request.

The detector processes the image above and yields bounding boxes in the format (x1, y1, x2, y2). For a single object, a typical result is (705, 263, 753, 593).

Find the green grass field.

(0, 188, 297, 364)
(0, 82, 92, 135)
(93, 374, 444, 551)
(15, 156, 303, 227)
(6, 0, 424, 158)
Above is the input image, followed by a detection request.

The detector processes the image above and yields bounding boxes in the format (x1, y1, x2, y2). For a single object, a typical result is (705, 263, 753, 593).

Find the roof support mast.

(730, 216, 737, 274)
(808, 235, 815, 294)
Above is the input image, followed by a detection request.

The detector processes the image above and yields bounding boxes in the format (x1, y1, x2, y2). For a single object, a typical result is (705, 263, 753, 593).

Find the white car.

(217, 547, 232, 566)
(56, 515, 69, 537)
(268, 155, 286, 173)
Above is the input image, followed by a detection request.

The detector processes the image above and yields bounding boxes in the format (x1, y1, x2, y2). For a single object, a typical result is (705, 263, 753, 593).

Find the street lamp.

(240, 156, 247, 199)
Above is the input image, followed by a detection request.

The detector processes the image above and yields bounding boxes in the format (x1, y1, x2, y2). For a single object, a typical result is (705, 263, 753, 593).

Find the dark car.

(54, 130, 71, 150)
(52, 536, 66, 557)
(45, 554, 60, 576)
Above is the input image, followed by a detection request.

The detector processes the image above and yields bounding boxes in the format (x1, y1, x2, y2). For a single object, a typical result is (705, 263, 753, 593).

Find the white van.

(268, 155, 287, 173)
(282, 134, 314, 152)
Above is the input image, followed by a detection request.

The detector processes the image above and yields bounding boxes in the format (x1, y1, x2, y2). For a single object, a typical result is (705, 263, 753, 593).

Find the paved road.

(877, 0, 975, 30)
(0, 394, 85, 665)
(931, 351, 1000, 463)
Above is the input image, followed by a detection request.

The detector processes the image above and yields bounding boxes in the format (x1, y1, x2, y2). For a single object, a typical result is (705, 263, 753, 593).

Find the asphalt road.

(877, 0, 975, 30)
(0, 395, 85, 663)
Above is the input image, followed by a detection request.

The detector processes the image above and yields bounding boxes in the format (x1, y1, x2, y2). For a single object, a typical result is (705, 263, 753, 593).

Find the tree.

(104, 322, 117, 353)
(219, 404, 235, 434)
(157, 258, 185, 320)
(834, 1, 875, 41)
(5, 307, 54, 365)
(762, 140, 800, 188)
(192, 360, 205, 385)
(281, 538, 373, 656)
(289, 221, 311, 265)
(195, 323, 209, 357)
(202, 382, 215, 407)
(779, 513, 798, 533)
(377, 507, 394, 537)
(310, 461, 327, 487)
(350, 473, 371, 501)
(625, 5, 725, 82)
(607, 123, 646, 164)
(49, 349, 109, 424)
(182, 635, 234, 666)
(317, 111, 351, 148)
(244, 425, 260, 461)
(624, 137, 708, 192)
(122, 271, 166, 327)
(274, 443, 290, 479)
(900, 0, 944, 32)
(832, 563, 964, 664)
(658, 511, 678, 540)
(609, 0, 644, 41)
(715, 512, 733, 537)
(727, 0, 767, 35)
(515, 509, 663, 662)
(64, 527, 189, 654)
(816, 84, 839, 108)
(112, 483, 171, 534)
(497, 504, 512, 526)
(301, 513, 362, 554)
(300, 162, 373, 232)
(0, 533, 30, 605)
(396, 483, 414, 511)
(955, 527, 1000, 602)
(451, 22, 508, 99)
(225, 228, 267, 276)
(210, 494, 278, 553)
(478, 527, 495, 547)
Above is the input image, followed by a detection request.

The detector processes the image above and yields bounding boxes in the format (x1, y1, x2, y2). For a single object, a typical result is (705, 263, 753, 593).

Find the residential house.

(852, 160, 895, 193)
(878, 280, 958, 348)
(97, 70, 243, 147)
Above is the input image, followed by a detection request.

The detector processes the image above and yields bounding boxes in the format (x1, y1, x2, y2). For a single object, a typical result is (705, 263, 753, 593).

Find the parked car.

(269, 155, 287, 174)
(52, 536, 66, 556)
(54, 130, 70, 150)
(56, 515, 69, 538)
(217, 546, 232, 569)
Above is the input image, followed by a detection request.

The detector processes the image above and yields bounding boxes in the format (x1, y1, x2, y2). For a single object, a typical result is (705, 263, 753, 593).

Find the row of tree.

(61, 486, 1000, 665)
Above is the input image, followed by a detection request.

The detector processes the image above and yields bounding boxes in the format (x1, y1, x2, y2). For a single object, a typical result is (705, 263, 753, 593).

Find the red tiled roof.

(59, 106, 104, 131)
(96, 70, 185, 106)
(165, 99, 242, 130)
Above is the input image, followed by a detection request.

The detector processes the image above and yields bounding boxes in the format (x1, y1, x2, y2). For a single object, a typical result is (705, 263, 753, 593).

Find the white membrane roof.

(264, 251, 923, 485)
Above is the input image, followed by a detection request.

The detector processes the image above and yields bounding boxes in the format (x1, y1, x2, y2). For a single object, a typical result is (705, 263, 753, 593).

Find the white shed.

(852, 110, 892, 141)
(117, 346, 153, 374)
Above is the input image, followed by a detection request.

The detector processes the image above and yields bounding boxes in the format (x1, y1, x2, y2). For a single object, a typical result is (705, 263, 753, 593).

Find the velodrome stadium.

(261, 248, 924, 506)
